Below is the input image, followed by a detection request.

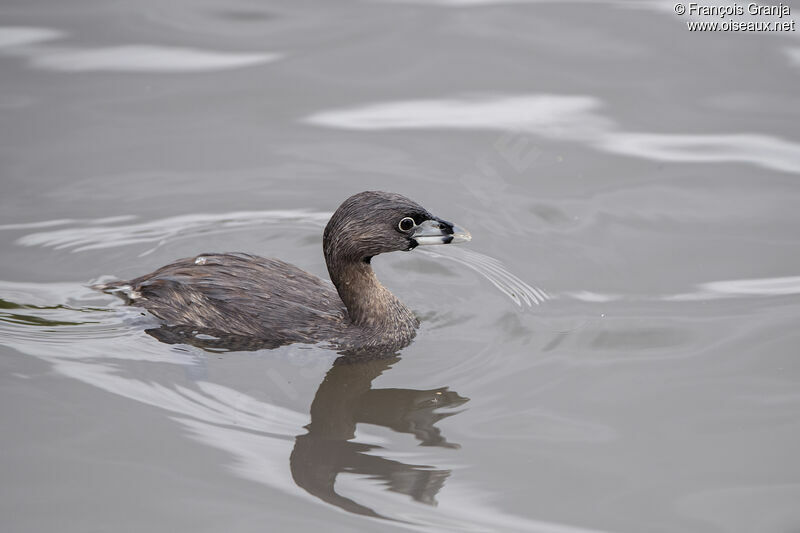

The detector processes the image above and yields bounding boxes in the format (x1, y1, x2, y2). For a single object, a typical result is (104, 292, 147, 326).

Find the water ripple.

(564, 275, 800, 303)
(305, 94, 800, 174)
(0, 26, 280, 72)
(11, 210, 331, 254)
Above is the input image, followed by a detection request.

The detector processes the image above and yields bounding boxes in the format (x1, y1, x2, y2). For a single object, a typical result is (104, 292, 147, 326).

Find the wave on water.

(665, 275, 800, 301)
(10, 210, 332, 255)
(305, 94, 800, 174)
(0, 26, 280, 73)
(565, 275, 800, 303)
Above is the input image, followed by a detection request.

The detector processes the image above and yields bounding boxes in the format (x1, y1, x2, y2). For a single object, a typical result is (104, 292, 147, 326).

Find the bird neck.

(327, 258, 403, 327)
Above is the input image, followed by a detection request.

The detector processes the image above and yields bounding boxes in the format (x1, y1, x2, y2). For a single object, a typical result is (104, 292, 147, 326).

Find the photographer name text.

(674, 3, 795, 32)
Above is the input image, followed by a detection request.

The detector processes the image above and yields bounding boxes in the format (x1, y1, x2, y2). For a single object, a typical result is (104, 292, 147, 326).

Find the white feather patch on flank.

(105, 284, 142, 300)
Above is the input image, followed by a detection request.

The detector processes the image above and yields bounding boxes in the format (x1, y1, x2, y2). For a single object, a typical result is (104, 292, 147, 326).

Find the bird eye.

(398, 217, 416, 232)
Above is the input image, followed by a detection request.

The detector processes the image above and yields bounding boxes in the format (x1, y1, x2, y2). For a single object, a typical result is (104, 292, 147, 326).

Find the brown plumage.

(96, 191, 470, 354)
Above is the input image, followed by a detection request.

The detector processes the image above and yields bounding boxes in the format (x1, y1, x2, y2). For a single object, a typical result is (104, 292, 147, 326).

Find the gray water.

(2, 1, 800, 532)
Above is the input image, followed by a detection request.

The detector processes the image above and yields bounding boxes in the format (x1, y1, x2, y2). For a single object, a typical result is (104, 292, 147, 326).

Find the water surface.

(1, 1, 799, 532)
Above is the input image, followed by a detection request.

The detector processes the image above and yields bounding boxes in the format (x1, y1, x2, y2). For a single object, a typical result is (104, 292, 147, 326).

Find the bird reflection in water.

(137, 328, 469, 519)
(291, 354, 468, 519)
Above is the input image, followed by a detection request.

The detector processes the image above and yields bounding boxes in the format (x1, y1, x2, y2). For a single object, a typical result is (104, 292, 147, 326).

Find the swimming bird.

(96, 191, 470, 353)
